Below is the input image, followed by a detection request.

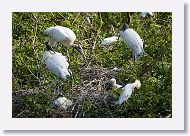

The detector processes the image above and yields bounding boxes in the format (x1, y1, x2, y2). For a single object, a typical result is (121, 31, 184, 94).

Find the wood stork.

(119, 23, 144, 61)
(100, 36, 118, 46)
(115, 80, 141, 105)
(44, 26, 86, 62)
(140, 12, 153, 17)
(53, 97, 73, 109)
(110, 78, 122, 89)
(42, 42, 71, 80)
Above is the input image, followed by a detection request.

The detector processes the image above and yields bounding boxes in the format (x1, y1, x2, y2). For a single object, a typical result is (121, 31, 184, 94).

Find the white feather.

(101, 36, 118, 46)
(53, 97, 72, 109)
(44, 26, 76, 47)
(119, 28, 144, 59)
(43, 51, 70, 79)
(115, 80, 141, 105)
(141, 12, 153, 17)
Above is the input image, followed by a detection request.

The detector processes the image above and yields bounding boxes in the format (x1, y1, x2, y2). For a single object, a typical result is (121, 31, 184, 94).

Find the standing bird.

(119, 24, 144, 61)
(110, 78, 122, 89)
(140, 12, 153, 18)
(43, 42, 71, 80)
(115, 80, 141, 105)
(44, 26, 86, 62)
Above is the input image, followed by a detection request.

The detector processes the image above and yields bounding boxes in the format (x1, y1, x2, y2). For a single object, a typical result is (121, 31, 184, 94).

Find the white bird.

(42, 43, 71, 79)
(119, 23, 144, 61)
(44, 26, 86, 62)
(140, 12, 153, 18)
(53, 97, 73, 109)
(115, 80, 141, 105)
(44, 26, 76, 47)
(110, 78, 122, 89)
(100, 36, 118, 46)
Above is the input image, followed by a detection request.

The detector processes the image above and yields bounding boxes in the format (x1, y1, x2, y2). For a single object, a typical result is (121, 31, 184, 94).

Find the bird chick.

(53, 97, 73, 109)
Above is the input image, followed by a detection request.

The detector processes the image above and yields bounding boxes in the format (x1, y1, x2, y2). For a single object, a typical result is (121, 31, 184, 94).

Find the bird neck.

(131, 83, 137, 90)
(111, 80, 117, 86)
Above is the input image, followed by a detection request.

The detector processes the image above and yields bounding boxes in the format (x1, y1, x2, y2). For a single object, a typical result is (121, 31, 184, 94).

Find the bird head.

(118, 23, 129, 40)
(61, 69, 71, 79)
(121, 23, 129, 31)
(134, 80, 141, 89)
(110, 78, 116, 85)
(45, 42, 55, 53)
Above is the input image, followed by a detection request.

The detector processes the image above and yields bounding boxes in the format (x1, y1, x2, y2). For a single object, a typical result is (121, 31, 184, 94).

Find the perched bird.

(44, 26, 86, 62)
(110, 78, 122, 89)
(42, 42, 71, 80)
(44, 26, 76, 47)
(100, 36, 118, 47)
(115, 80, 141, 105)
(119, 23, 144, 61)
(53, 97, 73, 109)
(140, 12, 153, 18)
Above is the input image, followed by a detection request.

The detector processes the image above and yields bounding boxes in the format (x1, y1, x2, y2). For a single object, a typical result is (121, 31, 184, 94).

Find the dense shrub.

(12, 12, 172, 118)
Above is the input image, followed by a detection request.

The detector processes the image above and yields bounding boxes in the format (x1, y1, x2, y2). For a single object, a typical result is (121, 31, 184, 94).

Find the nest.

(12, 67, 120, 118)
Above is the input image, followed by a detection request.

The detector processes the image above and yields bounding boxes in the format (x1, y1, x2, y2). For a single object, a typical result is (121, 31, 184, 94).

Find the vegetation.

(12, 12, 172, 118)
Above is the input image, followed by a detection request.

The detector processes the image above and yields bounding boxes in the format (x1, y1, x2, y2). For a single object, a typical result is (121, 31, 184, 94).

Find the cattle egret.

(119, 23, 144, 61)
(140, 12, 153, 17)
(100, 36, 118, 46)
(53, 97, 73, 109)
(115, 80, 141, 105)
(43, 42, 71, 80)
(44, 26, 86, 62)
(110, 78, 122, 89)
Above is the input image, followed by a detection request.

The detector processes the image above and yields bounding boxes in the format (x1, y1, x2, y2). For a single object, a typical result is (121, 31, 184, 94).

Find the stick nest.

(12, 67, 121, 118)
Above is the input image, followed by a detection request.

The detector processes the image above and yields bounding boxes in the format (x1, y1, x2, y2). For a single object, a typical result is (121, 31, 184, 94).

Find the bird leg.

(126, 102, 131, 106)
(132, 54, 136, 61)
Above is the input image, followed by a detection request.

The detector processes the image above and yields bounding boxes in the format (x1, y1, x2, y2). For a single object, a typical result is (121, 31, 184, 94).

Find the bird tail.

(115, 100, 122, 105)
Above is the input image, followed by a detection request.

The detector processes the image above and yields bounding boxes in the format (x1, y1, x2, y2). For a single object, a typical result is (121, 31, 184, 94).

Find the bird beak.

(45, 42, 55, 53)
(117, 34, 121, 40)
(74, 45, 87, 63)
(74, 45, 82, 54)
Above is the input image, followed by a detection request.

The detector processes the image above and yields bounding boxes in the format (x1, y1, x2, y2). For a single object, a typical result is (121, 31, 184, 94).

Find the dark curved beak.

(45, 42, 55, 53)
(118, 34, 121, 40)
(74, 45, 87, 63)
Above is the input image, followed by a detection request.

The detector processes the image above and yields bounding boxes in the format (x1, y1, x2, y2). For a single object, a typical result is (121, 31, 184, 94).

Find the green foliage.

(12, 12, 172, 118)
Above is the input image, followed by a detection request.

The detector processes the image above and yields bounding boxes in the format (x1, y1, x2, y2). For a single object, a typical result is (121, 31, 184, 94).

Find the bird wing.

(121, 29, 144, 56)
(44, 26, 76, 43)
(101, 36, 118, 46)
(44, 53, 70, 79)
(44, 58, 63, 78)
(53, 26, 76, 42)
(51, 53, 69, 69)
(44, 26, 55, 36)
(117, 84, 133, 105)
